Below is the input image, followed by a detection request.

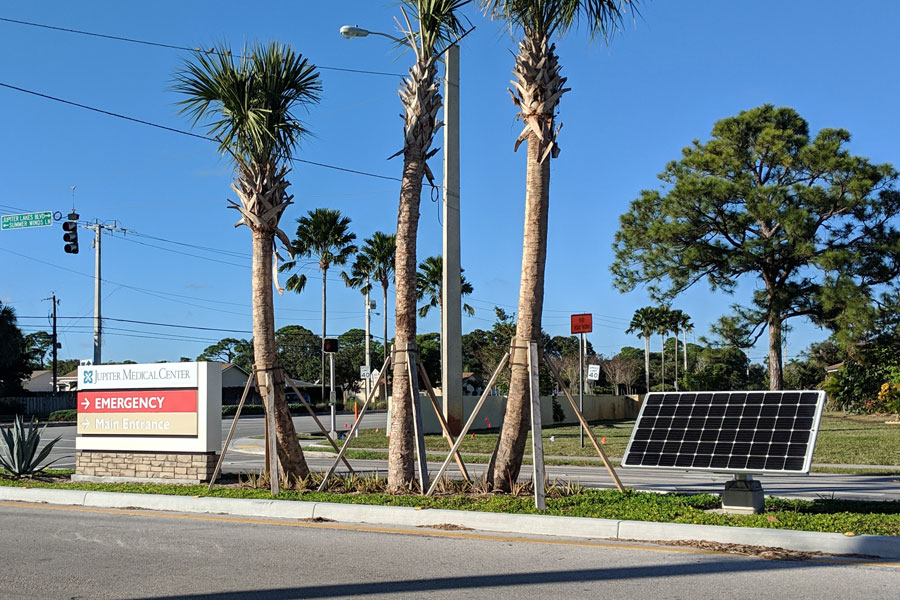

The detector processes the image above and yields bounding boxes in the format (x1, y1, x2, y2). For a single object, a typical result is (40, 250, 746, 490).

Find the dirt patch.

(621, 538, 877, 561)
(418, 523, 475, 531)
(299, 517, 335, 523)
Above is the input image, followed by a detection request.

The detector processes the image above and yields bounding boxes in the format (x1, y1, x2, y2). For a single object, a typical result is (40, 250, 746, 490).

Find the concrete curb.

(2, 486, 898, 559)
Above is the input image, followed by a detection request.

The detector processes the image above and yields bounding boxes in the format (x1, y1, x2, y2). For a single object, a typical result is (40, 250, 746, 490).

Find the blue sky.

(1, 1, 898, 367)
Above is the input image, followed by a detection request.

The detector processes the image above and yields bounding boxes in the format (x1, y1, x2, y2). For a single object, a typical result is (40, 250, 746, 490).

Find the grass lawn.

(305, 412, 900, 470)
(2, 470, 899, 537)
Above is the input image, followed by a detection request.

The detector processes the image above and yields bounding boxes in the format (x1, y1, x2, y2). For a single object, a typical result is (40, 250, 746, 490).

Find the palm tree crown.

(416, 255, 475, 318)
(174, 42, 321, 167)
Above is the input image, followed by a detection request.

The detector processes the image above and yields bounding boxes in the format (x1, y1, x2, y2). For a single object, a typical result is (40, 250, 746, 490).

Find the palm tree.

(416, 255, 475, 319)
(389, 0, 468, 491)
(668, 309, 686, 391)
(347, 232, 396, 402)
(173, 42, 320, 481)
(484, 0, 642, 489)
(626, 306, 656, 394)
(678, 311, 693, 380)
(656, 306, 671, 391)
(281, 208, 357, 404)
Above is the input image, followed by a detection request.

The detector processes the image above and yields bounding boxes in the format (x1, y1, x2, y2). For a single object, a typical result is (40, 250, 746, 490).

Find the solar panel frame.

(621, 390, 827, 475)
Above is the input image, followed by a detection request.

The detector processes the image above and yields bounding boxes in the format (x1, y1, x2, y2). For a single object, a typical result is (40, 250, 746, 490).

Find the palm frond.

(481, 0, 639, 41)
(173, 42, 322, 165)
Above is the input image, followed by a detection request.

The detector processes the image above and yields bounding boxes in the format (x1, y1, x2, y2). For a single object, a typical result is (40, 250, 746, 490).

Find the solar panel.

(622, 391, 827, 475)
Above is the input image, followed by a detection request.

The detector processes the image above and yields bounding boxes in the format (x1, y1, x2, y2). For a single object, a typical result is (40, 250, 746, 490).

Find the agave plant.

(0, 415, 63, 478)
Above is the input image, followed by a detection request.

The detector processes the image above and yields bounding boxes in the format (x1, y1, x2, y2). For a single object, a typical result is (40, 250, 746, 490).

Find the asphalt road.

(33, 413, 900, 502)
(1, 501, 898, 600)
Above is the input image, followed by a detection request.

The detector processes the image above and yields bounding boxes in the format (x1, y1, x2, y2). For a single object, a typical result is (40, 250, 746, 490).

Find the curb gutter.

(1, 487, 898, 559)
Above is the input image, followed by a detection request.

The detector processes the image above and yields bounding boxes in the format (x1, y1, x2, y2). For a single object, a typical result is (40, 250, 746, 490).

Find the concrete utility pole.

(92, 223, 101, 365)
(364, 283, 372, 406)
(84, 221, 127, 366)
(441, 44, 463, 435)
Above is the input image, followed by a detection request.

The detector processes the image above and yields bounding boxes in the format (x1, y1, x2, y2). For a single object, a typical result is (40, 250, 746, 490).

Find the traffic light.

(323, 338, 339, 353)
(62, 211, 79, 254)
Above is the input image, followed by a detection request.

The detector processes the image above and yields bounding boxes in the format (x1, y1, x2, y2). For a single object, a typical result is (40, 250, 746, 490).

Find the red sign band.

(78, 389, 198, 413)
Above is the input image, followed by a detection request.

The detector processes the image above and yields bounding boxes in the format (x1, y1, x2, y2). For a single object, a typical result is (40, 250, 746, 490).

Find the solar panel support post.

(722, 474, 765, 514)
(528, 341, 546, 510)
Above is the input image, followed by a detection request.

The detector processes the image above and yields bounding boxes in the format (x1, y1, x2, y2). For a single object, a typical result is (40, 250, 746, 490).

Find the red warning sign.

(570, 313, 592, 334)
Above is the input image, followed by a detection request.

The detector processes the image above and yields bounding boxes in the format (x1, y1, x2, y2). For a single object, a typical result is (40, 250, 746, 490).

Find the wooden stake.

(543, 355, 625, 492)
(405, 345, 429, 493)
(528, 341, 546, 510)
(317, 354, 391, 492)
(264, 369, 280, 495)
(427, 352, 509, 496)
(416, 361, 470, 482)
(207, 368, 256, 492)
(284, 377, 354, 474)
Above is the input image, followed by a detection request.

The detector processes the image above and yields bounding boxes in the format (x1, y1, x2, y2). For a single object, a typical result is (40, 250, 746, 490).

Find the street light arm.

(339, 25, 405, 45)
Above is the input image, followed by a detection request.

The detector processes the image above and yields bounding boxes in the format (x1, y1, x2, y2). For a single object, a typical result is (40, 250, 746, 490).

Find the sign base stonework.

(74, 451, 218, 484)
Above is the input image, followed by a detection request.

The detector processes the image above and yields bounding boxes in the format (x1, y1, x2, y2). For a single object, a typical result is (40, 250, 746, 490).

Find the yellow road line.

(1, 500, 897, 566)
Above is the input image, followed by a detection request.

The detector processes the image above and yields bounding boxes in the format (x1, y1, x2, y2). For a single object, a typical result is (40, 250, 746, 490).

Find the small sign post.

(1, 211, 53, 230)
(571, 314, 593, 448)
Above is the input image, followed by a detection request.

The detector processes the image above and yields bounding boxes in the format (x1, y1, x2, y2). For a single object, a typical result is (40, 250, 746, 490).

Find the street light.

(341, 25, 463, 434)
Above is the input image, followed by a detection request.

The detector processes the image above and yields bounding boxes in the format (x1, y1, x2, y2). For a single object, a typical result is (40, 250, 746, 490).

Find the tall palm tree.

(484, 0, 641, 489)
(416, 255, 475, 319)
(626, 306, 656, 394)
(389, 0, 468, 491)
(355, 232, 396, 369)
(656, 306, 671, 391)
(281, 208, 357, 403)
(680, 312, 694, 376)
(668, 309, 686, 391)
(173, 42, 320, 481)
(347, 232, 396, 403)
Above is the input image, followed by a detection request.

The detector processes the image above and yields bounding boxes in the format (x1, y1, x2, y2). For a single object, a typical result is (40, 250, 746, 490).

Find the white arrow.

(80, 419, 89, 429)
(81, 398, 90, 410)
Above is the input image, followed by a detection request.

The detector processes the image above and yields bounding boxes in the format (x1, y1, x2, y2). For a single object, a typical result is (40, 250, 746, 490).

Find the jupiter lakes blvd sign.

(1, 211, 53, 230)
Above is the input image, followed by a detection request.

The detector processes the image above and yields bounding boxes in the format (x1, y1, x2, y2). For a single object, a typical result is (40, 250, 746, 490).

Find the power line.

(0, 16, 404, 78)
(0, 81, 404, 183)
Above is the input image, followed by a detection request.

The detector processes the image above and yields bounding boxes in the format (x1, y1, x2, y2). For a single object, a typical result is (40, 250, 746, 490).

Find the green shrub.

(49, 409, 77, 422)
(0, 416, 63, 478)
(826, 342, 900, 413)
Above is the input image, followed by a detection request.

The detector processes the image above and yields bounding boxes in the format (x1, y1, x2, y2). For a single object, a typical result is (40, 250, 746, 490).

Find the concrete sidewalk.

(1, 485, 898, 559)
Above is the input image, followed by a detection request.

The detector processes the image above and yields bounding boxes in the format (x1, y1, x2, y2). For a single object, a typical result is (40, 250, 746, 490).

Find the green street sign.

(1, 211, 53, 231)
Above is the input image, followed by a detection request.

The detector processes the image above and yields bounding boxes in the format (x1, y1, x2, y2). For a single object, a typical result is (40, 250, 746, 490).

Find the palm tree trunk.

(492, 129, 551, 491)
(321, 266, 327, 404)
(673, 329, 679, 391)
(388, 154, 426, 491)
(683, 329, 688, 374)
(660, 334, 666, 391)
(644, 334, 650, 393)
(251, 229, 309, 481)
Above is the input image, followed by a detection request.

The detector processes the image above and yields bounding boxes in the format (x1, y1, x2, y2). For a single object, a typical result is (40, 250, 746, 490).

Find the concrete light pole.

(340, 25, 463, 433)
